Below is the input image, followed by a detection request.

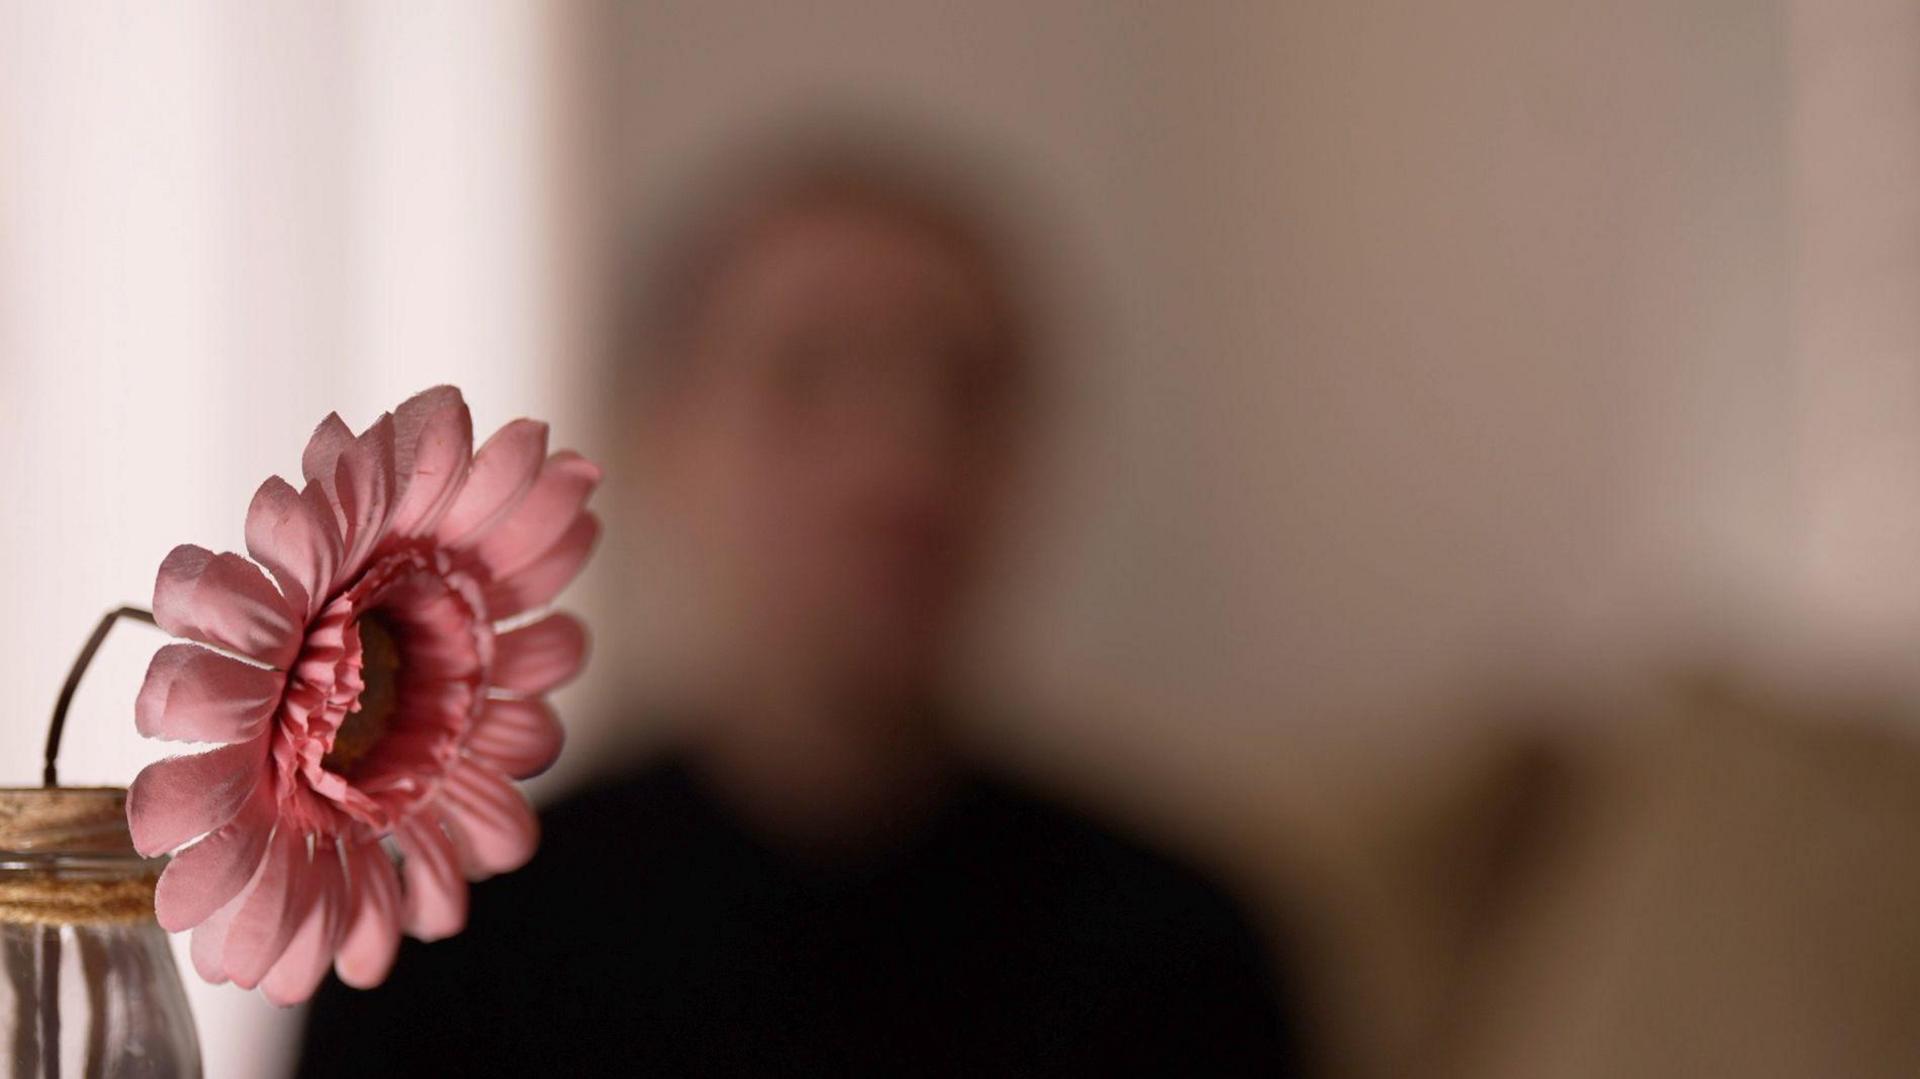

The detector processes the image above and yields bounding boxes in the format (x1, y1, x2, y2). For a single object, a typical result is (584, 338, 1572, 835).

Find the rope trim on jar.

(0, 873, 158, 926)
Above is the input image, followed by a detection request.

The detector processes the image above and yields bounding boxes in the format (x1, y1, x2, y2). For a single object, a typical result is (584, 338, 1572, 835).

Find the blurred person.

(298, 123, 1297, 1077)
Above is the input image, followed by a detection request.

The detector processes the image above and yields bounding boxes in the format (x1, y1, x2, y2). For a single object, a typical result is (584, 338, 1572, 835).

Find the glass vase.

(0, 787, 201, 1078)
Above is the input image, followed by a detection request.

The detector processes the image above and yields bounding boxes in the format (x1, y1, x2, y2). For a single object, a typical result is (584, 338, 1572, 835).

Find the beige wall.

(579, 0, 1816, 729)
(578, 0, 1805, 821)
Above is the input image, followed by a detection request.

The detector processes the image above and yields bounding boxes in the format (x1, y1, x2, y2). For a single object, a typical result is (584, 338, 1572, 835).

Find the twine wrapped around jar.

(0, 788, 161, 927)
(0, 786, 201, 1075)
(0, 875, 158, 927)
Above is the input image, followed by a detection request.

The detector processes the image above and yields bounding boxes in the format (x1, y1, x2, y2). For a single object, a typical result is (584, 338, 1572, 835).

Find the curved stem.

(43, 607, 156, 788)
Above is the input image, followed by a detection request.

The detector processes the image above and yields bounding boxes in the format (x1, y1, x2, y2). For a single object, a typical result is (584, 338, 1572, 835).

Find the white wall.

(0, 3, 580, 1074)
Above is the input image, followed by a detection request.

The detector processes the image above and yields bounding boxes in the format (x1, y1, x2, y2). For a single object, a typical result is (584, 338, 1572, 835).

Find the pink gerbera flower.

(127, 386, 600, 1006)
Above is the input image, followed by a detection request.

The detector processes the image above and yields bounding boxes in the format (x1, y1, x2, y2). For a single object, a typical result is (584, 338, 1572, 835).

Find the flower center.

(323, 613, 402, 775)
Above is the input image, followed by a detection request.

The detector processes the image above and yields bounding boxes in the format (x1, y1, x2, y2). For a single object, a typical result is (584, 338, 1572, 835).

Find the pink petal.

(261, 844, 349, 1006)
(152, 545, 301, 668)
(334, 839, 403, 989)
(396, 818, 468, 941)
(434, 419, 548, 548)
(384, 584, 484, 680)
(329, 414, 399, 580)
(135, 643, 285, 744)
(300, 412, 356, 532)
(438, 761, 539, 878)
(483, 512, 600, 621)
(470, 451, 601, 581)
(191, 901, 239, 984)
(152, 778, 275, 932)
(245, 475, 342, 621)
(127, 740, 268, 856)
(222, 827, 311, 989)
(466, 697, 564, 779)
(491, 612, 588, 696)
(388, 386, 474, 540)
(187, 827, 290, 984)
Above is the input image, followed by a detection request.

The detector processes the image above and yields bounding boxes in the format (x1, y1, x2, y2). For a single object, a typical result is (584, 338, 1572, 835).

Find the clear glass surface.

(0, 795, 202, 1079)
(0, 914, 201, 1078)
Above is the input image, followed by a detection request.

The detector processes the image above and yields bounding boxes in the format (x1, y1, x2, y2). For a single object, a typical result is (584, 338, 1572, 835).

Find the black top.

(297, 756, 1299, 1077)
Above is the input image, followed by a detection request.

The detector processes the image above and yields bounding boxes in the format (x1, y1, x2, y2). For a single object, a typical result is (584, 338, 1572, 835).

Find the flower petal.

(300, 412, 356, 532)
(191, 899, 239, 984)
(334, 839, 403, 989)
(470, 451, 601, 581)
(438, 761, 539, 878)
(152, 545, 301, 668)
(261, 844, 349, 1006)
(466, 697, 564, 779)
(483, 512, 600, 621)
(153, 778, 275, 932)
(388, 386, 474, 540)
(330, 413, 399, 581)
(435, 419, 548, 549)
(491, 612, 587, 696)
(127, 740, 268, 857)
(136, 643, 285, 744)
(245, 475, 342, 621)
(396, 818, 467, 942)
(222, 827, 311, 989)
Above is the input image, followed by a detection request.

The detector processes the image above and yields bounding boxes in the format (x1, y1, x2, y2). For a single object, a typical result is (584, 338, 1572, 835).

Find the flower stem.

(43, 607, 156, 788)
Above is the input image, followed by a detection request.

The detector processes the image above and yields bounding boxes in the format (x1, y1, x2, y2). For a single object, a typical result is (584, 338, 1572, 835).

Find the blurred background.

(3, 1, 1918, 1076)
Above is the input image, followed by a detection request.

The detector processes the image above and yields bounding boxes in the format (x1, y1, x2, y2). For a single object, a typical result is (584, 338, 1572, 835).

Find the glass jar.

(0, 787, 201, 1078)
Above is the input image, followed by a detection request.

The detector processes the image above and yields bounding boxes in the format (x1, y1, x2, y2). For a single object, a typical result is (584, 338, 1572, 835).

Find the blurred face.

(652, 199, 1029, 698)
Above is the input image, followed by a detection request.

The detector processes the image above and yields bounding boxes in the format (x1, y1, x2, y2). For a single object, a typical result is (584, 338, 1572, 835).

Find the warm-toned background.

(2, 2, 1915, 1076)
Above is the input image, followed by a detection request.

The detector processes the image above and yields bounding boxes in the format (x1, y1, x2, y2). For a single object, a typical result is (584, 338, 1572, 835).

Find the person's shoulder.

(959, 765, 1300, 1064)
(962, 767, 1267, 944)
(962, 768, 1202, 881)
(467, 755, 703, 914)
(539, 755, 702, 840)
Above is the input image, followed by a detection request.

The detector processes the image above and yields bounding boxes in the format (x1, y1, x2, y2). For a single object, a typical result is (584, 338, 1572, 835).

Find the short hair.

(610, 114, 1039, 402)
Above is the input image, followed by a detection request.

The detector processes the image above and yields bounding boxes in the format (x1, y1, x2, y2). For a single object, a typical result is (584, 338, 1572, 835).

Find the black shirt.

(298, 756, 1298, 1076)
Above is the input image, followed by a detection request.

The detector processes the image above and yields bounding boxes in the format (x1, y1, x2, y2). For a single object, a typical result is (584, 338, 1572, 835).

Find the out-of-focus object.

(1440, 681, 1920, 1079)
(1260, 676, 1920, 1078)
(0, 787, 201, 1078)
